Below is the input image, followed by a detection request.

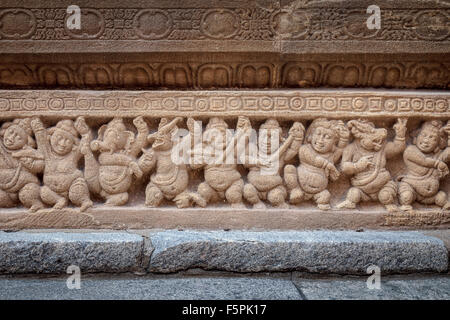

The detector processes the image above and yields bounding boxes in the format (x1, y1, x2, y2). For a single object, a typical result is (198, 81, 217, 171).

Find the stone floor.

(0, 274, 448, 300)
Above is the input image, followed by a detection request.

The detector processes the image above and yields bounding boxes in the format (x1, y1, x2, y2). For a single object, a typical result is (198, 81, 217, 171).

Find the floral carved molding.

(0, 6, 448, 42)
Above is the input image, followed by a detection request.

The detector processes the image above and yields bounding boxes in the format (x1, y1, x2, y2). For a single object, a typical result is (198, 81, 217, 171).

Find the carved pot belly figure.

(191, 117, 246, 208)
(337, 118, 408, 212)
(284, 118, 349, 210)
(31, 117, 93, 212)
(83, 117, 149, 206)
(0, 118, 45, 212)
(398, 120, 450, 211)
(243, 119, 305, 209)
(139, 117, 200, 209)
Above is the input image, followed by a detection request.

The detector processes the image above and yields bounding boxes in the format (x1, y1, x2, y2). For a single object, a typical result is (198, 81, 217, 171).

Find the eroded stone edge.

(147, 230, 449, 274)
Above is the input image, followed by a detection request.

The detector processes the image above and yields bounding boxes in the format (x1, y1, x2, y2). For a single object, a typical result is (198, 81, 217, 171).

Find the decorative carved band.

(0, 90, 448, 119)
(0, 6, 448, 42)
(0, 60, 448, 90)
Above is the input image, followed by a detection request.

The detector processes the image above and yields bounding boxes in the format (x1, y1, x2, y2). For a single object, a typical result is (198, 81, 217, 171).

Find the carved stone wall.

(0, 0, 448, 90)
(0, 0, 448, 230)
(0, 89, 448, 230)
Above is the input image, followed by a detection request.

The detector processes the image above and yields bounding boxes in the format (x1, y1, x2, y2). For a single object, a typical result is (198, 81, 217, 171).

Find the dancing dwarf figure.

(398, 120, 450, 211)
(190, 117, 249, 208)
(0, 118, 45, 211)
(81, 117, 149, 206)
(337, 119, 408, 212)
(284, 118, 349, 210)
(243, 119, 305, 209)
(31, 117, 93, 211)
(138, 117, 204, 208)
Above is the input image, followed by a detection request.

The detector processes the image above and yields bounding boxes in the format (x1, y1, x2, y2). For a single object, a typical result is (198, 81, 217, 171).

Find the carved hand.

(436, 160, 448, 173)
(393, 118, 408, 138)
(289, 122, 304, 140)
(90, 140, 101, 152)
(326, 162, 340, 181)
(129, 161, 143, 179)
(75, 116, 90, 135)
(138, 148, 155, 171)
(30, 117, 44, 131)
(336, 121, 350, 140)
(443, 121, 450, 135)
(80, 137, 91, 155)
(187, 118, 196, 133)
(236, 116, 251, 132)
(133, 116, 148, 131)
(20, 157, 33, 168)
(356, 155, 374, 171)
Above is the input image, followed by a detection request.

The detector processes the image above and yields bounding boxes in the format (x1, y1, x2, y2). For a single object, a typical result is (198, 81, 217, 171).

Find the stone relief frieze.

(0, 90, 448, 218)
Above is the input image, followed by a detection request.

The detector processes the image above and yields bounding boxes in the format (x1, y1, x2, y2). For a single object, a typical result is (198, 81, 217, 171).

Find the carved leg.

(288, 187, 304, 205)
(243, 183, 265, 209)
(313, 189, 331, 211)
(0, 189, 16, 208)
(41, 186, 67, 209)
(398, 181, 415, 211)
(267, 185, 288, 208)
(69, 178, 93, 212)
(379, 182, 398, 212)
(336, 187, 361, 209)
(19, 183, 44, 212)
(197, 182, 217, 205)
(284, 164, 299, 187)
(172, 192, 192, 209)
(145, 183, 164, 207)
(285, 163, 303, 204)
(435, 191, 450, 210)
(104, 192, 129, 206)
(225, 179, 245, 208)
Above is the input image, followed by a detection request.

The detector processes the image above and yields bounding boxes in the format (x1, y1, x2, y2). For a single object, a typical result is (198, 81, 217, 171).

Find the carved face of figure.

(50, 129, 74, 155)
(311, 127, 336, 154)
(103, 126, 128, 151)
(205, 127, 228, 150)
(259, 128, 281, 155)
(153, 132, 172, 151)
(3, 125, 27, 150)
(360, 134, 384, 152)
(416, 127, 439, 153)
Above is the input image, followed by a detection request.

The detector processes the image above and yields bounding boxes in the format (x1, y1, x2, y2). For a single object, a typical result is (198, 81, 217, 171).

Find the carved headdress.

(347, 119, 387, 141)
(306, 118, 344, 143)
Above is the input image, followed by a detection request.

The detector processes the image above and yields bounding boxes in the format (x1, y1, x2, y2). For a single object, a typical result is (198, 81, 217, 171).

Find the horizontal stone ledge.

(0, 230, 447, 275)
(1, 207, 449, 230)
(0, 89, 448, 119)
(0, 1, 448, 54)
(148, 230, 449, 274)
(0, 231, 149, 274)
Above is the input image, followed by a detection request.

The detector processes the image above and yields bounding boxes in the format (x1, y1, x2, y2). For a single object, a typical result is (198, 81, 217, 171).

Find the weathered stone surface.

(0, 276, 302, 300)
(294, 275, 450, 300)
(0, 231, 145, 273)
(0, 1, 448, 90)
(1, 274, 448, 300)
(148, 230, 449, 274)
(0, 0, 448, 54)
